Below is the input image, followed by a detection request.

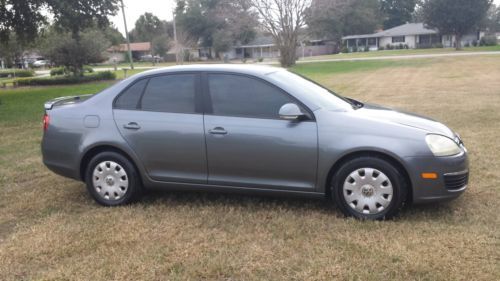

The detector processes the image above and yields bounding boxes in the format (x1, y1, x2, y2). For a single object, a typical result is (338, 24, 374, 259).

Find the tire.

(331, 156, 408, 220)
(85, 151, 142, 206)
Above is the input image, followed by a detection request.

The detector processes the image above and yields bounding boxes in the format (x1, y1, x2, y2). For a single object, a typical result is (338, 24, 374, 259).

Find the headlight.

(425, 134, 461, 157)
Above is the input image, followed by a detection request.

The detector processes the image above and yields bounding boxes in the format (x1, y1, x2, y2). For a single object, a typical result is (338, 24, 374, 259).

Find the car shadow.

(140, 189, 336, 215)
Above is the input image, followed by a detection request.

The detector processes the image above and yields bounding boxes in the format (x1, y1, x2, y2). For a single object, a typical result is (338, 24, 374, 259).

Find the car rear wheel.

(85, 151, 142, 206)
(331, 156, 407, 220)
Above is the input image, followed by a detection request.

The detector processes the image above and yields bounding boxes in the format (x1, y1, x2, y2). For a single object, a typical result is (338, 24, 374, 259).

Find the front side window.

(392, 36, 405, 43)
(141, 74, 196, 113)
(208, 74, 294, 119)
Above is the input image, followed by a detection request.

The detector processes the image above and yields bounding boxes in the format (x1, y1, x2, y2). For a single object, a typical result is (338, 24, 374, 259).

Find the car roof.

(133, 64, 284, 78)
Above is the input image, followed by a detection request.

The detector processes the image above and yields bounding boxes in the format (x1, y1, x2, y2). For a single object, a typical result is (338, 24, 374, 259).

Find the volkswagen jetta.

(42, 65, 468, 219)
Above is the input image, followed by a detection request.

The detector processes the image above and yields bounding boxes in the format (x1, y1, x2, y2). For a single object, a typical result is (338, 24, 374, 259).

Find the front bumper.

(405, 151, 469, 204)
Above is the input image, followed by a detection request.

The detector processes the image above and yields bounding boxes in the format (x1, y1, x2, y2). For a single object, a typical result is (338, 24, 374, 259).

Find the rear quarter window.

(141, 74, 196, 113)
(114, 79, 148, 109)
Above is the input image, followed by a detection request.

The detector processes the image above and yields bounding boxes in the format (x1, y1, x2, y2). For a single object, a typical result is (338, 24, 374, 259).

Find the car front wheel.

(331, 156, 408, 220)
(85, 151, 142, 206)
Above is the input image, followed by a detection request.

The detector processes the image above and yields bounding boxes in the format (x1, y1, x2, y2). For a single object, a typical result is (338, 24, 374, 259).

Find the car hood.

(354, 103, 455, 138)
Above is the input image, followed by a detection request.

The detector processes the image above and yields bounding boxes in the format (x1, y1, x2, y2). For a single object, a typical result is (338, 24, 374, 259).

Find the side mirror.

(279, 103, 306, 121)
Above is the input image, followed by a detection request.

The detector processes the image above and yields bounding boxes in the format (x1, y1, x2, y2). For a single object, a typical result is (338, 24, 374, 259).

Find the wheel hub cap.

(92, 161, 129, 201)
(342, 168, 394, 215)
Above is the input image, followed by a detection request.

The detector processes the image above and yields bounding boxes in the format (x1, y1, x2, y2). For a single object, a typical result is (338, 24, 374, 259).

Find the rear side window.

(115, 79, 148, 109)
(141, 74, 196, 113)
(208, 74, 293, 119)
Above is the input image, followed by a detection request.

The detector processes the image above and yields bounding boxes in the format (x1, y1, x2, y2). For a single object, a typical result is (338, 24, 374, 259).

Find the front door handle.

(209, 127, 228, 135)
(123, 122, 141, 130)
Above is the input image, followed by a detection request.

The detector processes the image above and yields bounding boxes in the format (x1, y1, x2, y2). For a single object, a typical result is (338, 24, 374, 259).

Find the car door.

(113, 73, 207, 184)
(203, 73, 318, 191)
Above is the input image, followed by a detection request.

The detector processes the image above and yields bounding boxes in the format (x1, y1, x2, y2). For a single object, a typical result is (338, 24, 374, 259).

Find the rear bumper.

(41, 138, 81, 181)
(405, 152, 469, 204)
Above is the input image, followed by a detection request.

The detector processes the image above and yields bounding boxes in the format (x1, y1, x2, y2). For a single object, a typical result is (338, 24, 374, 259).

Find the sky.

(111, 0, 500, 36)
(111, 0, 176, 36)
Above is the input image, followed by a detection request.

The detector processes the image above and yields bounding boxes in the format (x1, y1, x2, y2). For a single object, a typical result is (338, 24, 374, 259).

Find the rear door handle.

(123, 122, 141, 130)
(209, 127, 228, 135)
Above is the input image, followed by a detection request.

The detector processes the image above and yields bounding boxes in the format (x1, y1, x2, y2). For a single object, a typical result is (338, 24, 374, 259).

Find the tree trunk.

(279, 45, 297, 67)
(455, 34, 462, 51)
(277, 34, 298, 68)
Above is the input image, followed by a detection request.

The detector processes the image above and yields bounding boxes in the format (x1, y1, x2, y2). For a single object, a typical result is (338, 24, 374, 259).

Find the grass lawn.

(1, 56, 499, 280)
(301, 45, 500, 61)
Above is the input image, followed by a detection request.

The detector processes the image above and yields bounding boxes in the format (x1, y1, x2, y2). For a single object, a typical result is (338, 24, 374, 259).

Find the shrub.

(378, 46, 385, 51)
(386, 44, 393, 50)
(16, 71, 116, 86)
(480, 35, 498, 46)
(0, 69, 34, 78)
(83, 65, 94, 73)
(51, 66, 93, 76)
(50, 67, 66, 76)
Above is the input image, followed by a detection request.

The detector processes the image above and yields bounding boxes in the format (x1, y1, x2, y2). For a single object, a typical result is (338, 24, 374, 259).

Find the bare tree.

(250, 0, 311, 67)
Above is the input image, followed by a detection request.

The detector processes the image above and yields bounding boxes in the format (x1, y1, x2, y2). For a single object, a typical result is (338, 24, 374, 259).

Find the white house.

(342, 23, 485, 51)
(224, 35, 337, 60)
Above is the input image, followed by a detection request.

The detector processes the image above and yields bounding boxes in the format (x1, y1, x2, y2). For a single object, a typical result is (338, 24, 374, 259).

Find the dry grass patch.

(0, 56, 499, 280)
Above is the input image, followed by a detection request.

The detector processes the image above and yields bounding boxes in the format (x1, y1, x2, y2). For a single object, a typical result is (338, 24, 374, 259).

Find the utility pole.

(172, 11, 180, 64)
(120, 0, 134, 70)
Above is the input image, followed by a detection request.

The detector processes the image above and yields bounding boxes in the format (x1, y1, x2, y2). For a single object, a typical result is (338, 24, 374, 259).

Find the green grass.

(291, 59, 433, 75)
(0, 82, 113, 125)
(302, 45, 500, 61)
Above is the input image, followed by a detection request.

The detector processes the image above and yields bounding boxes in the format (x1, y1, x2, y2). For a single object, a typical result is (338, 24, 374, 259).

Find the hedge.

(0, 69, 35, 78)
(51, 66, 95, 76)
(50, 67, 66, 76)
(16, 71, 116, 86)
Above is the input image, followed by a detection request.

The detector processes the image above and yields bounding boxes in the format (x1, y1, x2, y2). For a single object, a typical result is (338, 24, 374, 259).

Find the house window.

(392, 36, 405, 43)
(367, 38, 377, 46)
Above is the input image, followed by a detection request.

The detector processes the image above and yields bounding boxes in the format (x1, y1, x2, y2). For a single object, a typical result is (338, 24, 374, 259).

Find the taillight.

(43, 114, 50, 131)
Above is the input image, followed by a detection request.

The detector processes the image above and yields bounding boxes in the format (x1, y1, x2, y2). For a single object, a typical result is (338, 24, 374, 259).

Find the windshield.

(267, 70, 356, 111)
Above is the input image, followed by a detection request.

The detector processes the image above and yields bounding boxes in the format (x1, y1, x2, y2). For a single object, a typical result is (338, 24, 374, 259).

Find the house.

(225, 35, 336, 60)
(107, 42, 152, 62)
(224, 36, 280, 60)
(342, 23, 485, 51)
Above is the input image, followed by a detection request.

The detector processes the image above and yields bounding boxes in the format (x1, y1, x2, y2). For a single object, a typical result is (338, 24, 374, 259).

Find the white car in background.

(33, 60, 50, 68)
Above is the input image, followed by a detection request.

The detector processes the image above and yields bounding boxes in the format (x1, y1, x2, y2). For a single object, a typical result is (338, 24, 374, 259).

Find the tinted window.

(115, 79, 148, 109)
(141, 74, 196, 113)
(208, 74, 293, 119)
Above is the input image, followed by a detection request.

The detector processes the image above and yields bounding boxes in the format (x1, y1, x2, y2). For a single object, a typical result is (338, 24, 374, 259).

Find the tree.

(0, 33, 24, 68)
(104, 26, 125, 46)
(175, 0, 258, 58)
(0, 0, 120, 42)
(129, 13, 168, 43)
(152, 35, 171, 58)
(422, 0, 492, 50)
(380, 0, 418, 29)
(40, 28, 111, 75)
(250, 0, 311, 67)
(307, 0, 382, 45)
(483, 4, 500, 33)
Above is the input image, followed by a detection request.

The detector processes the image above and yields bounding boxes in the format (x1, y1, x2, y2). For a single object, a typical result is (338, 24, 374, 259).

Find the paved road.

(34, 51, 500, 76)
